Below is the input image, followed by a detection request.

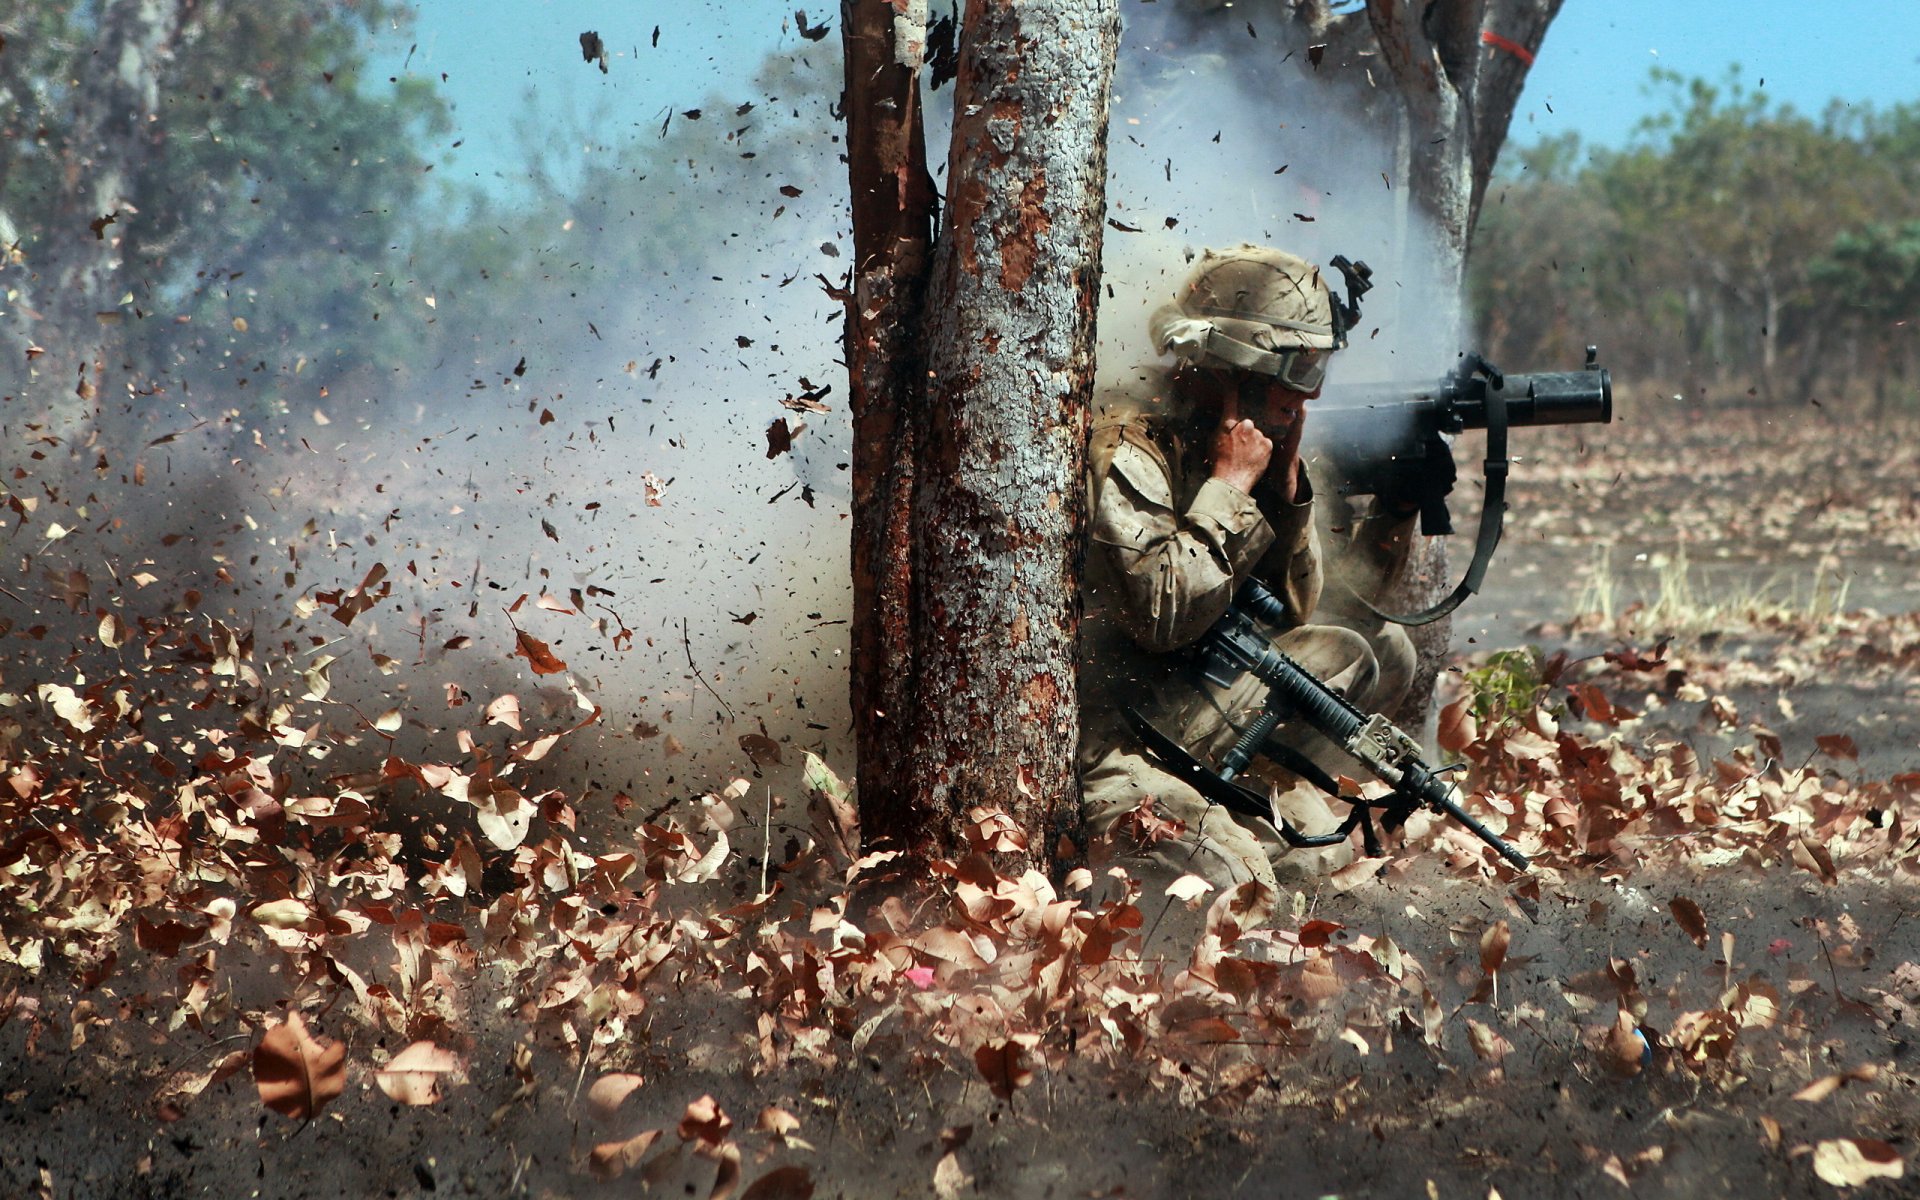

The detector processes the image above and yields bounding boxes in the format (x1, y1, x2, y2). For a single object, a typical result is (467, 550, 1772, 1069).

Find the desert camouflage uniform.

(1079, 372, 1412, 900)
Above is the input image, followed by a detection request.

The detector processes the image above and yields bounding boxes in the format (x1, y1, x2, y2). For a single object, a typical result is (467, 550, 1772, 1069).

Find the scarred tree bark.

(841, 0, 1120, 867)
(1302, 0, 1564, 725)
(839, 0, 938, 851)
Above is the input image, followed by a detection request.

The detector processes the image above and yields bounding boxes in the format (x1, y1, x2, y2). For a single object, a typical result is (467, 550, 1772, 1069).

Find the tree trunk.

(839, 0, 938, 852)
(1357, 0, 1563, 726)
(36, 0, 185, 443)
(842, 0, 1120, 868)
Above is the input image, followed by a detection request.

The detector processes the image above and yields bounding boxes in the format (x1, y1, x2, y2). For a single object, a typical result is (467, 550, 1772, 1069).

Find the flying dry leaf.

(36, 684, 95, 734)
(485, 694, 523, 730)
(512, 630, 567, 675)
(1437, 697, 1478, 752)
(1795, 1064, 1878, 1103)
(1466, 1019, 1513, 1063)
(373, 1041, 459, 1105)
(590, 1129, 666, 1180)
(934, 1150, 974, 1200)
(1480, 920, 1511, 976)
(253, 1012, 347, 1121)
(973, 1040, 1033, 1100)
(1602, 1010, 1647, 1077)
(1165, 874, 1214, 903)
(1670, 896, 1708, 947)
(679, 1095, 734, 1148)
(1811, 1138, 1904, 1187)
(586, 1072, 646, 1116)
(251, 898, 312, 929)
(1815, 734, 1859, 761)
(738, 1165, 814, 1200)
(473, 789, 535, 850)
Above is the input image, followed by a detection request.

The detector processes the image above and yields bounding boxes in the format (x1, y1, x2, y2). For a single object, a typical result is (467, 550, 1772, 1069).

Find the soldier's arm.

(1091, 427, 1310, 652)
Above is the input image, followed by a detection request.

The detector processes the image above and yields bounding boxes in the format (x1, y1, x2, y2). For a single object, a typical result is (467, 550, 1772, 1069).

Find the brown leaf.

(973, 1040, 1033, 1100)
(1437, 697, 1478, 753)
(1466, 1018, 1513, 1063)
(586, 1072, 645, 1116)
(1669, 896, 1708, 947)
(739, 1166, 814, 1200)
(1816, 734, 1859, 760)
(1480, 920, 1511, 976)
(511, 630, 567, 675)
(590, 1129, 666, 1180)
(373, 1041, 459, 1106)
(679, 1094, 733, 1148)
(1602, 1010, 1646, 1077)
(253, 1012, 347, 1120)
(765, 418, 799, 459)
(1811, 1138, 1904, 1186)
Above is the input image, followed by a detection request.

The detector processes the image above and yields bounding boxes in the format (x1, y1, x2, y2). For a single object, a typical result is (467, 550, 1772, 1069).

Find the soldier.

(1080, 244, 1422, 906)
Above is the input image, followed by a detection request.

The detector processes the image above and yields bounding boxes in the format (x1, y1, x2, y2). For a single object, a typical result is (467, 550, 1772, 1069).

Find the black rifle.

(1123, 579, 1531, 872)
(1306, 349, 1613, 624)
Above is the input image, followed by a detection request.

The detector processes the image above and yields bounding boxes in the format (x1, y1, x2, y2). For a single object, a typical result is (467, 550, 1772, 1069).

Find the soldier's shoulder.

(1091, 367, 1181, 444)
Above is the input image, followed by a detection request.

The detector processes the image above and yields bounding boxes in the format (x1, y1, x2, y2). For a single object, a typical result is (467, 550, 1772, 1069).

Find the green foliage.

(1460, 647, 1548, 728)
(1471, 69, 1919, 410)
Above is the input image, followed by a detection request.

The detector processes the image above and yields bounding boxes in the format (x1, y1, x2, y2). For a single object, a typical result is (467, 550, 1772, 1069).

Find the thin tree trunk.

(1356, 0, 1561, 727)
(840, 0, 938, 850)
(39, 0, 183, 441)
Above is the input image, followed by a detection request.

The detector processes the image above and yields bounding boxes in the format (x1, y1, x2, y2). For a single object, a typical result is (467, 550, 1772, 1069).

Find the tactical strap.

(1362, 383, 1510, 627)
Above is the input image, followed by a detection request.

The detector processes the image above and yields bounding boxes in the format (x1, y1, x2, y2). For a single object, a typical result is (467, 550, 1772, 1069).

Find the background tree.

(841, 0, 1121, 867)
(1152, 0, 1565, 723)
(0, 2, 444, 479)
(1470, 77, 1918, 413)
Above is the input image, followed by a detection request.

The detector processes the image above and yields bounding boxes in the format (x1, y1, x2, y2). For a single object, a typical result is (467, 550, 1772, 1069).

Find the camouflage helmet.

(1148, 244, 1338, 375)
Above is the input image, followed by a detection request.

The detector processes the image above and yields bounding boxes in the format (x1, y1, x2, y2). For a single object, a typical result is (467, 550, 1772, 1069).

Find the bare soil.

(5, 402, 1920, 1200)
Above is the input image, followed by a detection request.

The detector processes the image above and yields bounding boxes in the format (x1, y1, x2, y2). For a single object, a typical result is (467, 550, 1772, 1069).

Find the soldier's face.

(1214, 371, 1313, 435)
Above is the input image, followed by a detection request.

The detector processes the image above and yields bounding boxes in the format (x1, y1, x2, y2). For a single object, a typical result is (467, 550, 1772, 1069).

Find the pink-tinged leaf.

(903, 966, 937, 990)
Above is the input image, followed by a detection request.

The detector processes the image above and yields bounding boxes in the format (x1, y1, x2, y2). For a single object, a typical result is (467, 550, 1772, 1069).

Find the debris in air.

(579, 31, 608, 74)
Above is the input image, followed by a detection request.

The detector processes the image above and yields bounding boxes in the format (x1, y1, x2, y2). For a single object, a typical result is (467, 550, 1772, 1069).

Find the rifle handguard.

(1146, 580, 1531, 870)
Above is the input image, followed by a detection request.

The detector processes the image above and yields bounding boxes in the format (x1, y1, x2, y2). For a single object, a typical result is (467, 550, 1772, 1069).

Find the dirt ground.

(5, 401, 1920, 1199)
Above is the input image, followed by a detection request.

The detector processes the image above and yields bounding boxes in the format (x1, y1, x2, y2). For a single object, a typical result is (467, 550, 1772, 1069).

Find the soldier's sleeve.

(1255, 465, 1322, 626)
(1089, 426, 1277, 652)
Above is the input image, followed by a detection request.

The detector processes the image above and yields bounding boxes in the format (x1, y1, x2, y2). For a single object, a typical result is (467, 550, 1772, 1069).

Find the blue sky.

(373, 0, 1919, 187)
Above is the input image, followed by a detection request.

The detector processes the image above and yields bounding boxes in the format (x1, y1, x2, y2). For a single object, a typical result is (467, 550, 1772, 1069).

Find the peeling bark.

(842, 0, 1119, 867)
(840, 0, 938, 848)
(1313, 0, 1564, 726)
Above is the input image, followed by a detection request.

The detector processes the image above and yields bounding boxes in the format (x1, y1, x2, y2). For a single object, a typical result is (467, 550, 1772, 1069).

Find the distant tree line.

(1470, 69, 1920, 412)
